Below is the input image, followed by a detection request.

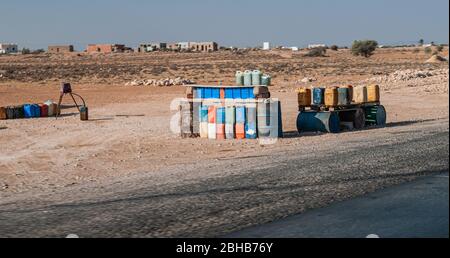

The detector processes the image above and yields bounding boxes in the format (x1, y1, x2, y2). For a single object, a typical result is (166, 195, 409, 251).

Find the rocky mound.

(365, 69, 449, 94)
(426, 55, 448, 63)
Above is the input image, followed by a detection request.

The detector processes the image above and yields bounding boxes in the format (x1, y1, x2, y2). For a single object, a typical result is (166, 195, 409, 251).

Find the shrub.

(21, 48, 31, 54)
(351, 40, 378, 57)
(330, 45, 339, 51)
(436, 45, 444, 52)
(305, 47, 327, 57)
(424, 47, 432, 54)
(31, 49, 45, 54)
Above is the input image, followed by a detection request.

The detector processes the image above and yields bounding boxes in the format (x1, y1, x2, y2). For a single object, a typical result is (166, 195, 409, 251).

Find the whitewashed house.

(0, 43, 18, 54)
(308, 44, 326, 49)
(263, 42, 271, 50)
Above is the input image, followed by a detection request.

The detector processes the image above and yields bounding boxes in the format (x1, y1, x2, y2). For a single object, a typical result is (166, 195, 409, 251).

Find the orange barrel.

(297, 88, 312, 107)
(325, 87, 339, 107)
(208, 106, 217, 139)
(0, 107, 6, 120)
(367, 85, 380, 103)
(235, 106, 246, 139)
(216, 107, 226, 140)
(353, 86, 368, 104)
(342, 85, 353, 103)
(39, 104, 48, 117)
(235, 124, 245, 139)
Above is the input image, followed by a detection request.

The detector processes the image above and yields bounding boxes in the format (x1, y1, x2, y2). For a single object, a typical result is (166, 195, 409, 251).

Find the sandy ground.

(0, 48, 448, 200)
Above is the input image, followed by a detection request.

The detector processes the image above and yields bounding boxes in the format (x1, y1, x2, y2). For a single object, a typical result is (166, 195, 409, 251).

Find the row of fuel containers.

(235, 70, 271, 86)
(0, 101, 58, 120)
(191, 86, 271, 100)
(298, 85, 380, 108)
(179, 99, 283, 139)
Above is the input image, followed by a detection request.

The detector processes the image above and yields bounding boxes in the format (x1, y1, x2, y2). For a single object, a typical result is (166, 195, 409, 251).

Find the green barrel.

(251, 70, 262, 86)
(297, 111, 340, 133)
(364, 105, 387, 126)
(243, 70, 252, 86)
(261, 74, 271, 86)
(235, 71, 244, 86)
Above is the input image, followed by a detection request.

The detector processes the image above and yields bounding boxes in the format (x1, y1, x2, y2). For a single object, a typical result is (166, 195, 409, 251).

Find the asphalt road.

(0, 119, 448, 238)
(226, 173, 449, 238)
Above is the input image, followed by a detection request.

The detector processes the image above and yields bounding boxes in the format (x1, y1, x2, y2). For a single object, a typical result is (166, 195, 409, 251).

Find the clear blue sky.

(1, 0, 448, 50)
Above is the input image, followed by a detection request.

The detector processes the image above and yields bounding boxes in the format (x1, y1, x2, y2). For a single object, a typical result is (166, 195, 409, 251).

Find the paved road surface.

(226, 173, 449, 238)
(0, 119, 448, 237)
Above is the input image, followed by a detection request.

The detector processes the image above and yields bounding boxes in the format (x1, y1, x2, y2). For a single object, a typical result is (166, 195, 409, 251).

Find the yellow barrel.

(353, 86, 368, 104)
(367, 84, 380, 103)
(325, 87, 339, 107)
(297, 88, 312, 107)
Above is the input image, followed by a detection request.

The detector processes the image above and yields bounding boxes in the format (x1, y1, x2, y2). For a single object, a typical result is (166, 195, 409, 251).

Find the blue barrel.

(212, 88, 220, 99)
(24, 104, 40, 118)
(245, 106, 257, 139)
(236, 106, 246, 124)
(241, 88, 249, 99)
(195, 88, 204, 99)
(216, 107, 226, 124)
(204, 88, 212, 99)
(200, 106, 209, 123)
(225, 89, 233, 99)
(337, 88, 350, 106)
(233, 88, 242, 99)
(313, 88, 325, 105)
(32, 104, 41, 117)
(23, 104, 33, 118)
(296, 111, 340, 133)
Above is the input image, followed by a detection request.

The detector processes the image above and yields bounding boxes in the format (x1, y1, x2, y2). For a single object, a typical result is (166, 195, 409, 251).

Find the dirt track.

(0, 48, 448, 237)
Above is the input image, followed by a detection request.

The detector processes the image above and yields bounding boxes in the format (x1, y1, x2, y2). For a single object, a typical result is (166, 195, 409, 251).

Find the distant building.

(190, 42, 218, 52)
(0, 43, 18, 54)
(178, 42, 190, 50)
(308, 44, 327, 49)
(167, 43, 180, 51)
(168, 42, 218, 52)
(86, 44, 126, 53)
(48, 45, 74, 54)
(263, 42, 271, 50)
(138, 43, 167, 52)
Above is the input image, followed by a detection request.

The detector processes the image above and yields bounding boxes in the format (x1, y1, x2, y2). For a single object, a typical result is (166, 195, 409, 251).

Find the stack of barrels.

(179, 83, 283, 140)
(296, 84, 386, 134)
(0, 101, 58, 121)
(298, 84, 380, 109)
(236, 70, 271, 87)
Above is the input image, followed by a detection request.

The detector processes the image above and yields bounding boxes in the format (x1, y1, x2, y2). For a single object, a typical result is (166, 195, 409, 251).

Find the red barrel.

(39, 104, 48, 117)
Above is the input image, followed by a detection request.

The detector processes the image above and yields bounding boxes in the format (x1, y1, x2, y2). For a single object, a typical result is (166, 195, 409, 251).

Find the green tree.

(419, 39, 424, 46)
(351, 40, 378, 58)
